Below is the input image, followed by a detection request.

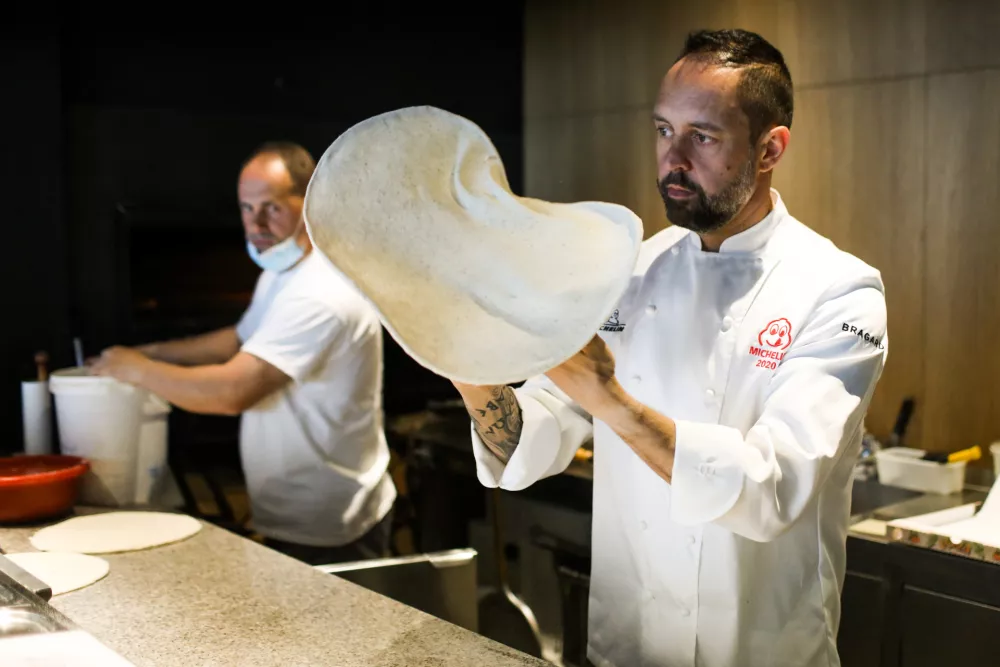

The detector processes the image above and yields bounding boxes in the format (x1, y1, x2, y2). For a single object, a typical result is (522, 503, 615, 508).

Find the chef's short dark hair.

(676, 29, 793, 143)
(243, 142, 316, 196)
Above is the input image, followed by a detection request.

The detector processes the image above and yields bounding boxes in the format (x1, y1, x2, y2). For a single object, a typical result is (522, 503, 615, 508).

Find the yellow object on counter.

(921, 445, 982, 464)
(947, 445, 982, 464)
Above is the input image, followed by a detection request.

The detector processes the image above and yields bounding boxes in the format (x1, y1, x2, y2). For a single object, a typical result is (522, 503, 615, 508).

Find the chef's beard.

(658, 157, 757, 234)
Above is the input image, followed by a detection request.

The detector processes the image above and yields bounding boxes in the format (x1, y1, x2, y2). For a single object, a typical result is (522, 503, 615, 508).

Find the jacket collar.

(685, 189, 786, 255)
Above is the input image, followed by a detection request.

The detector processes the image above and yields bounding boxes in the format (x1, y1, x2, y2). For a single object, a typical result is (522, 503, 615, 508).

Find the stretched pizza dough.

(304, 105, 643, 385)
(5, 552, 109, 595)
(29, 512, 201, 554)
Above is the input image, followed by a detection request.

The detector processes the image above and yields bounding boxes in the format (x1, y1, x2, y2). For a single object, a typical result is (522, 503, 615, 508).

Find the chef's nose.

(663, 140, 692, 174)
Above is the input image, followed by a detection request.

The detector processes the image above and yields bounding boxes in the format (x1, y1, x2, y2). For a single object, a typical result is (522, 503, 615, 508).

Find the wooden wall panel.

(923, 71, 1000, 454)
(525, 0, 743, 118)
(524, 109, 668, 234)
(525, 0, 930, 115)
(523, 0, 579, 119)
(524, 0, 1000, 453)
(926, 0, 1000, 72)
(763, 0, 927, 87)
(523, 113, 576, 202)
(773, 80, 927, 444)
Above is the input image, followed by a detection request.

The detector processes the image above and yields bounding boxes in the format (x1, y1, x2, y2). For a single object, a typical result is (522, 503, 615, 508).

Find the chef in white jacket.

(453, 30, 887, 667)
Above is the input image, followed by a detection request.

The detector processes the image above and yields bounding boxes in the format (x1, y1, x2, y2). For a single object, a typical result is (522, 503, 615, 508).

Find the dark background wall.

(1, 13, 524, 453)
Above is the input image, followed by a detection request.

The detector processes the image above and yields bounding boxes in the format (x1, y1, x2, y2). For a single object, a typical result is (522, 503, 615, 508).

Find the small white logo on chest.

(600, 309, 626, 333)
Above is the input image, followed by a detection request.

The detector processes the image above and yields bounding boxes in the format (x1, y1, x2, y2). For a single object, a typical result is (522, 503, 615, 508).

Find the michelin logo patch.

(600, 310, 626, 333)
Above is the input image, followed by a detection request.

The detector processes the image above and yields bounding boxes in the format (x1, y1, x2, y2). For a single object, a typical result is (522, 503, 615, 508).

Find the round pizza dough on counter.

(29, 512, 202, 554)
(5, 552, 109, 595)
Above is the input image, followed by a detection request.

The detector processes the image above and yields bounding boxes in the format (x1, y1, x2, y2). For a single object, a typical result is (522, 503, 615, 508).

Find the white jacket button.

(687, 535, 696, 546)
(640, 520, 648, 531)
(645, 304, 657, 315)
(632, 375, 642, 384)
(671, 246, 680, 256)
(721, 316, 734, 332)
(680, 607, 691, 618)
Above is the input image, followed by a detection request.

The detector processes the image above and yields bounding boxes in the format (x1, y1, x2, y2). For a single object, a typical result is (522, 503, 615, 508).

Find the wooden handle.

(34, 351, 49, 382)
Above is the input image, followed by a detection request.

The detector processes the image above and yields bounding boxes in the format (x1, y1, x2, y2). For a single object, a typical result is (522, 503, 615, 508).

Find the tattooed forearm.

(468, 385, 523, 464)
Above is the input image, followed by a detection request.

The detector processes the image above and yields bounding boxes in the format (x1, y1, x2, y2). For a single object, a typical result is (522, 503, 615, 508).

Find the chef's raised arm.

(455, 376, 593, 491)
(669, 278, 887, 542)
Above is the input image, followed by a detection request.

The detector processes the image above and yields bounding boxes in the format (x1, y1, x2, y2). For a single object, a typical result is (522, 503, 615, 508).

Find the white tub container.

(876, 447, 965, 495)
(135, 394, 172, 505)
(49, 367, 148, 506)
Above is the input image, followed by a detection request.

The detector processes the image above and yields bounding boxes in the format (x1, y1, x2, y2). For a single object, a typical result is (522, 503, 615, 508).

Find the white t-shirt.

(235, 251, 396, 547)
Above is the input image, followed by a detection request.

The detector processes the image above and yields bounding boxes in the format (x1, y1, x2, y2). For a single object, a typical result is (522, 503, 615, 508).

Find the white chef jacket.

(471, 190, 887, 667)
(236, 251, 396, 547)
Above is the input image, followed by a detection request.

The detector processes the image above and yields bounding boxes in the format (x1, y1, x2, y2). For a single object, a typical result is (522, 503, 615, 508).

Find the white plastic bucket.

(875, 447, 966, 495)
(135, 394, 172, 505)
(49, 367, 148, 506)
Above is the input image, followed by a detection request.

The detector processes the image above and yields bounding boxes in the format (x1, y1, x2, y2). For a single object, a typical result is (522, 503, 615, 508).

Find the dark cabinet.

(838, 538, 1000, 666)
(838, 572, 885, 667)
(899, 586, 1000, 666)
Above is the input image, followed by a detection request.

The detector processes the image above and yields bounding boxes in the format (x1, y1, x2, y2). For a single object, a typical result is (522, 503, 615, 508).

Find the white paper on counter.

(890, 477, 1000, 548)
(850, 518, 888, 537)
(1, 630, 136, 666)
(935, 476, 1000, 545)
(976, 475, 1000, 523)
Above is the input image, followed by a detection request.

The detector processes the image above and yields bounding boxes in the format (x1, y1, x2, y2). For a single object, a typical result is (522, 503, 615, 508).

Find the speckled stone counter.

(0, 512, 546, 667)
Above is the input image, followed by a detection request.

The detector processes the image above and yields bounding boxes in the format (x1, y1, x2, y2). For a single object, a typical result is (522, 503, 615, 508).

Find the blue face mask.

(246, 234, 305, 273)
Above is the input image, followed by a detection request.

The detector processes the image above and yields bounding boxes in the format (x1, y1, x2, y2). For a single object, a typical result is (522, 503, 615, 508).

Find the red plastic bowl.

(0, 455, 90, 523)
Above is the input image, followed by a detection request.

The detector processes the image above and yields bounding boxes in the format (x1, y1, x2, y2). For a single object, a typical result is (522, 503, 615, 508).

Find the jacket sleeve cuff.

(471, 394, 562, 491)
(670, 419, 746, 525)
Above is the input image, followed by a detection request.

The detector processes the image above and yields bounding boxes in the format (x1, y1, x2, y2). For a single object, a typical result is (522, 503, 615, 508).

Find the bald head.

(238, 143, 316, 253)
(241, 153, 295, 194)
(241, 142, 316, 196)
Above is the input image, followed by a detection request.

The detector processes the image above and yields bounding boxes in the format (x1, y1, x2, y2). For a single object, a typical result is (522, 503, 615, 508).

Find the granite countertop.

(0, 512, 546, 667)
(848, 478, 990, 544)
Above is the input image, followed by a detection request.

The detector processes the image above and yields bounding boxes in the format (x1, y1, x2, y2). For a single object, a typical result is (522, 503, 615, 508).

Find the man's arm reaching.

(454, 383, 523, 463)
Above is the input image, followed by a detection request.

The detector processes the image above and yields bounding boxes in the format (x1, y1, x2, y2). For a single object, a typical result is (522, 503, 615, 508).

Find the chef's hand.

(89, 346, 152, 385)
(545, 335, 625, 420)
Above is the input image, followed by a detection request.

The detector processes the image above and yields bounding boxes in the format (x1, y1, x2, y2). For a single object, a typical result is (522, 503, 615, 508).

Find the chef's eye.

(656, 126, 672, 138)
(693, 132, 716, 145)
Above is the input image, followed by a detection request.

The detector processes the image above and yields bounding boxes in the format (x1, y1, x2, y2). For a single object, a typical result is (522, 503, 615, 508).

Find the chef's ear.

(758, 126, 790, 174)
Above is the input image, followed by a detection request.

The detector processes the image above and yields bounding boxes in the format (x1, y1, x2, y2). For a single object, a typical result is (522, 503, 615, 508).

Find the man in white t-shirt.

(91, 142, 397, 564)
